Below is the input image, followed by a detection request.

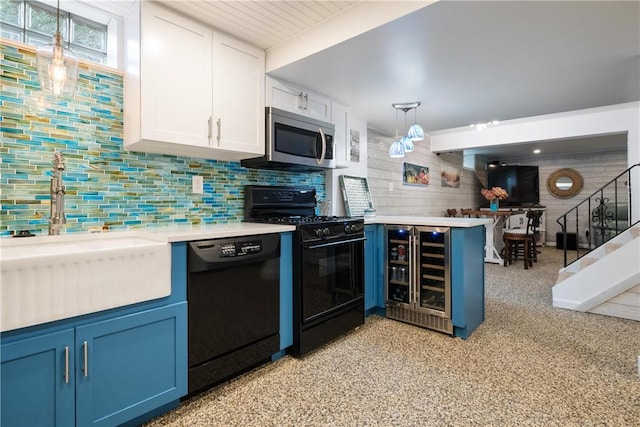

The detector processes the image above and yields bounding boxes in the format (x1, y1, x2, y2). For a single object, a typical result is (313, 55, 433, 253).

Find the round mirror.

(547, 168, 584, 198)
(555, 176, 573, 191)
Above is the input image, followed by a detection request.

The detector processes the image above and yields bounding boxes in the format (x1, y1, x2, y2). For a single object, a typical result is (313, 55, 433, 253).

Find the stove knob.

(315, 229, 324, 237)
(344, 225, 351, 233)
(323, 228, 330, 236)
(350, 225, 358, 233)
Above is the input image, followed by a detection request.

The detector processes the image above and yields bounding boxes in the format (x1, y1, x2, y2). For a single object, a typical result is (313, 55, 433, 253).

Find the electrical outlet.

(388, 182, 394, 192)
(192, 175, 204, 194)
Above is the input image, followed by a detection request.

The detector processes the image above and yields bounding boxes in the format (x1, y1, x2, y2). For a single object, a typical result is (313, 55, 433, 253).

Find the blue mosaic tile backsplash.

(0, 42, 325, 236)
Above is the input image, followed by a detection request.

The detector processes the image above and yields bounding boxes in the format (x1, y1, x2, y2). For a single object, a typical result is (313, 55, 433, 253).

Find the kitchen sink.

(0, 233, 171, 332)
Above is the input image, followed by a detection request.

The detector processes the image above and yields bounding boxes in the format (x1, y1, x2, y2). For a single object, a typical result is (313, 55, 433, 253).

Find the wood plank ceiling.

(83, 1, 359, 50)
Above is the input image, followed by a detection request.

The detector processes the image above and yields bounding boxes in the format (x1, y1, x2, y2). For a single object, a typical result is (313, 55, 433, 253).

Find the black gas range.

(245, 185, 365, 356)
(244, 185, 364, 242)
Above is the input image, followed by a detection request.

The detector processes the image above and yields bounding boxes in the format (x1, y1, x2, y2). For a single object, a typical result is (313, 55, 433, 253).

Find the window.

(1, 0, 109, 65)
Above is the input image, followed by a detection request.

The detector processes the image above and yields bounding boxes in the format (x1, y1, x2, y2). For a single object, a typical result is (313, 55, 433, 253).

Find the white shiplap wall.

(366, 130, 483, 217)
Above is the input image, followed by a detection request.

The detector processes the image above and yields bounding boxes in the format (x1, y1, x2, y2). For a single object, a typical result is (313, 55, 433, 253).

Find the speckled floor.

(145, 248, 640, 426)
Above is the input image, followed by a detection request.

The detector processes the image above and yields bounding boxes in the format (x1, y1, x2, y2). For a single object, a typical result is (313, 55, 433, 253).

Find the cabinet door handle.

(83, 341, 88, 377)
(64, 346, 69, 384)
(303, 93, 308, 111)
(409, 235, 415, 302)
(216, 118, 221, 143)
(416, 234, 420, 301)
(298, 92, 304, 110)
(207, 117, 212, 142)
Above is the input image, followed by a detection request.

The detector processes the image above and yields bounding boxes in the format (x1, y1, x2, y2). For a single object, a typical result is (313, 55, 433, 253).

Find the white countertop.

(364, 216, 492, 227)
(0, 223, 296, 246)
(144, 223, 296, 242)
(0, 217, 488, 247)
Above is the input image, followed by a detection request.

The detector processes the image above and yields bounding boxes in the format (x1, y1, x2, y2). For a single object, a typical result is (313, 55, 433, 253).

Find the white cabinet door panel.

(212, 34, 265, 155)
(266, 76, 331, 121)
(305, 92, 331, 122)
(140, 4, 212, 147)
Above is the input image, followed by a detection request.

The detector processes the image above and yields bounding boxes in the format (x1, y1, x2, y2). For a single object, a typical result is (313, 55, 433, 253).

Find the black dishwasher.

(187, 233, 280, 395)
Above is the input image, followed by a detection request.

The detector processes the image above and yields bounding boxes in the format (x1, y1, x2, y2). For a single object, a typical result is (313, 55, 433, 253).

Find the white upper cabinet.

(137, 4, 212, 148)
(331, 100, 349, 167)
(124, 2, 265, 161)
(266, 76, 331, 122)
(212, 33, 265, 156)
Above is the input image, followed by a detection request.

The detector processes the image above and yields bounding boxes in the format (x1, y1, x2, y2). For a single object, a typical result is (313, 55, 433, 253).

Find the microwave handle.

(317, 128, 327, 165)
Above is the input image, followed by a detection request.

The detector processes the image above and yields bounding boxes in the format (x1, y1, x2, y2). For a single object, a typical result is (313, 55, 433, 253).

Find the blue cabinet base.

(365, 307, 386, 318)
(119, 400, 181, 427)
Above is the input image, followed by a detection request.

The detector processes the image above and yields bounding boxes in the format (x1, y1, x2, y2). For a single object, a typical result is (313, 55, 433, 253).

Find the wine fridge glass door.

(417, 227, 451, 317)
(385, 226, 412, 306)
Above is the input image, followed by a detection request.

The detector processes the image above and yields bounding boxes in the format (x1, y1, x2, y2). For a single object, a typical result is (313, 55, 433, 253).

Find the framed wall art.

(403, 162, 429, 187)
(441, 164, 461, 188)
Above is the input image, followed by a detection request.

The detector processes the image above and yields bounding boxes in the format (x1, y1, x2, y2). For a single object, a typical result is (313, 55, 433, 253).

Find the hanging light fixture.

(389, 102, 423, 157)
(36, 0, 78, 97)
(388, 108, 405, 158)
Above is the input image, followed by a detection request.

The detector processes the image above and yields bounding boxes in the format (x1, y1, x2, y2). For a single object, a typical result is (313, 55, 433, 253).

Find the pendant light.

(400, 135, 414, 153)
(388, 108, 406, 158)
(36, 0, 78, 97)
(407, 103, 424, 142)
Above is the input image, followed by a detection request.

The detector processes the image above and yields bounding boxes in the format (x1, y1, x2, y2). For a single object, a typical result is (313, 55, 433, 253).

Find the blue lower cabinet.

(450, 226, 486, 339)
(1, 329, 75, 427)
(1, 302, 187, 427)
(76, 302, 187, 426)
(279, 232, 293, 351)
(364, 225, 378, 312)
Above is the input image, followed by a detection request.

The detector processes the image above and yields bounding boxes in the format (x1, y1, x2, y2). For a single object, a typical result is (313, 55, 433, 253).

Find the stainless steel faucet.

(48, 151, 66, 235)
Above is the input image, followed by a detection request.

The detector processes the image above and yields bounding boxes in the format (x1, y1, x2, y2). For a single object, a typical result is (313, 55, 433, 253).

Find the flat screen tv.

(486, 165, 540, 207)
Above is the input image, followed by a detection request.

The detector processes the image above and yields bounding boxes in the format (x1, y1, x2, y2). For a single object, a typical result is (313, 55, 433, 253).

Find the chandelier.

(388, 102, 424, 158)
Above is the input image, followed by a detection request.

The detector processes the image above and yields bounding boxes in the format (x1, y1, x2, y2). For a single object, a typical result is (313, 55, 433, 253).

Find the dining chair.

(460, 208, 474, 218)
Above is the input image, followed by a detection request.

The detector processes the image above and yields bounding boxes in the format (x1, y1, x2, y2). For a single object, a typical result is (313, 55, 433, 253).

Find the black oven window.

(301, 242, 363, 322)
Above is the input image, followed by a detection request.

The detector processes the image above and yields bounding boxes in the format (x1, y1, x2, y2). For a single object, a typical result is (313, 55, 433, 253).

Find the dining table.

(462, 209, 526, 264)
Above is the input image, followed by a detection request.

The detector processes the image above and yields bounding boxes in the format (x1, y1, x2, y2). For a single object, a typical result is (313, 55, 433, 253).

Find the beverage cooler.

(385, 225, 453, 335)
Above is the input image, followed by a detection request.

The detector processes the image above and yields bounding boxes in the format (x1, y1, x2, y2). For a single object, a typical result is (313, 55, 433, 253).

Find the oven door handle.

(303, 236, 366, 250)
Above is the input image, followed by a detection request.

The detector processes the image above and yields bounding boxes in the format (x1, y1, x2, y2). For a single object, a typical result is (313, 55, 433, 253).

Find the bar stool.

(502, 210, 543, 269)
(503, 232, 535, 268)
(446, 208, 458, 217)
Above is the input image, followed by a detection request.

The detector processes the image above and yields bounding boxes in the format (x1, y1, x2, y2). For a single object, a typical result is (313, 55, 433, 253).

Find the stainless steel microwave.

(241, 107, 335, 171)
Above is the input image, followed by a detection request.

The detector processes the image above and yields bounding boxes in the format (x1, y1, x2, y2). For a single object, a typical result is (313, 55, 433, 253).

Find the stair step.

(605, 242, 623, 254)
(556, 270, 575, 284)
(580, 257, 598, 268)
